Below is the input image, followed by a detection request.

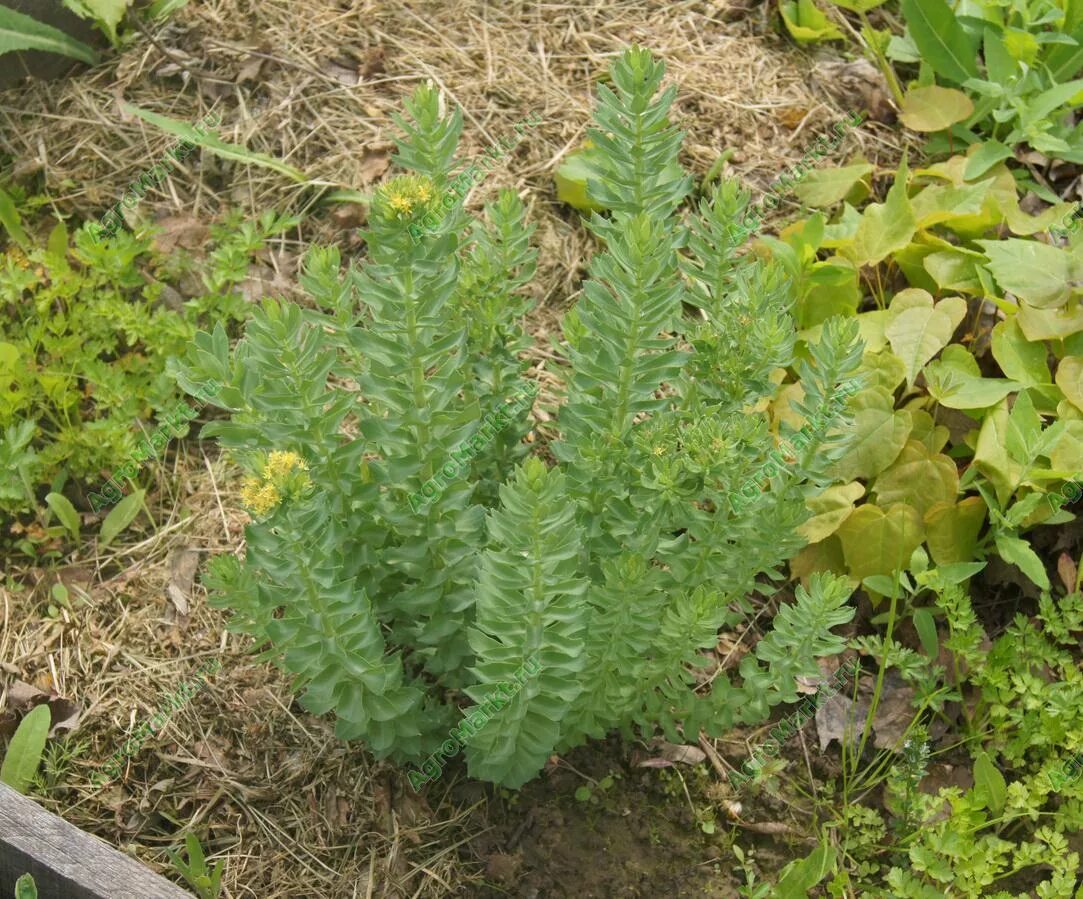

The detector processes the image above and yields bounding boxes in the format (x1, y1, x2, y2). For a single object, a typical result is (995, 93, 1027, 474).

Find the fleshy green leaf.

(0, 186, 28, 249)
(61, 0, 134, 44)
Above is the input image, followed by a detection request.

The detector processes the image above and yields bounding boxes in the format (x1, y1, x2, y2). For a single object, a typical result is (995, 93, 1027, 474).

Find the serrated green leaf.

(99, 488, 145, 548)
(0, 6, 98, 64)
(848, 156, 916, 266)
(0, 704, 51, 794)
(61, 0, 134, 44)
(977, 239, 1078, 309)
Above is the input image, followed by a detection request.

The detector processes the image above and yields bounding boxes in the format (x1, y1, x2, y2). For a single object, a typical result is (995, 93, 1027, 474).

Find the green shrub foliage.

(179, 47, 863, 788)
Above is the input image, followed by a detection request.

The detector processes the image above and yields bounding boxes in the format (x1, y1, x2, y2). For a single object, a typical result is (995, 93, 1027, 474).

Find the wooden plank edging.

(0, 781, 193, 899)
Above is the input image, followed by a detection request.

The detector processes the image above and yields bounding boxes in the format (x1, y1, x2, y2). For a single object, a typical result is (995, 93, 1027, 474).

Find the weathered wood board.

(0, 782, 193, 899)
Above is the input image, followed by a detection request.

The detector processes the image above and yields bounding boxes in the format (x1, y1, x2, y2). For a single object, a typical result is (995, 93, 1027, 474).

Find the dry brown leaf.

(635, 740, 706, 768)
(168, 547, 201, 617)
(871, 681, 916, 750)
(357, 150, 391, 186)
(1058, 552, 1077, 593)
(776, 106, 809, 130)
(151, 215, 211, 255)
(816, 692, 871, 752)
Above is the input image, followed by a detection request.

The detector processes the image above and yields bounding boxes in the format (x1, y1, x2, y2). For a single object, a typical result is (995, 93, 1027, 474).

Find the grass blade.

(121, 103, 309, 183)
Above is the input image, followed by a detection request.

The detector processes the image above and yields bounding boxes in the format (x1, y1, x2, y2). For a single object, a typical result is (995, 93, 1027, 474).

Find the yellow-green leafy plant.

(173, 47, 864, 788)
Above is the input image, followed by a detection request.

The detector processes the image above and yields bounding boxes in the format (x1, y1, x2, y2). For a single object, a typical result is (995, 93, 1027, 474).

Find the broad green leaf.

(926, 345, 1022, 409)
(974, 399, 1023, 505)
(830, 387, 913, 481)
(1056, 356, 1083, 413)
(780, 0, 845, 44)
(871, 440, 959, 518)
(858, 348, 908, 394)
(963, 140, 1014, 180)
(555, 142, 607, 213)
(977, 239, 1077, 309)
(837, 503, 925, 580)
(1018, 300, 1083, 342)
(910, 181, 992, 229)
(99, 488, 145, 548)
(792, 162, 873, 208)
(925, 497, 986, 565)
(61, 0, 134, 44)
(798, 482, 866, 543)
(14, 873, 37, 899)
(973, 750, 1008, 813)
(991, 318, 1050, 387)
(912, 607, 939, 657)
(1003, 26, 1039, 64)
(848, 156, 916, 266)
(0, 186, 28, 249)
(884, 295, 967, 386)
(900, 0, 980, 84)
(0, 704, 50, 794)
(0, 7, 98, 64)
(923, 250, 982, 292)
(121, 103, 309, 183)
(899, 86, 974, 132)
(776, 845, 837, 898)
(45, 492, 81, 541)
(908, 408, 951, 454)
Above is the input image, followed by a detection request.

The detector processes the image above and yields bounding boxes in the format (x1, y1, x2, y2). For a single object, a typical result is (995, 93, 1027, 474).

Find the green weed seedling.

(165, 832, 223, 899)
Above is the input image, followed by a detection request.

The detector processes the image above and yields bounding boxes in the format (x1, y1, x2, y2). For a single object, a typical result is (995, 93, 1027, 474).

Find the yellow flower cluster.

(378, 175, 436, 218)
(240, 450, 311, 517)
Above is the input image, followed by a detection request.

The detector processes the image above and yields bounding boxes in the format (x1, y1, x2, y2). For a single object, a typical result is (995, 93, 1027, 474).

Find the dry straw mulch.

(0, 1, 901, 896)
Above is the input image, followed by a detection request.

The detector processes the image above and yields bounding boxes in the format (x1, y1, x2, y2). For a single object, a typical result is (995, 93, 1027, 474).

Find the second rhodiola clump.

(173, 47, 862, 788)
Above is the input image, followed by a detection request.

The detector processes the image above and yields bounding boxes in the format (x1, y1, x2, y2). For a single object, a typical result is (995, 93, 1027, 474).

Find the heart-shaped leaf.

(837, 503, 925, 580)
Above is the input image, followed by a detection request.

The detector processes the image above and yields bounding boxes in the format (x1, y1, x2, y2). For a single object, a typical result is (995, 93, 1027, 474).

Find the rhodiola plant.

(171, 47, 863, 788)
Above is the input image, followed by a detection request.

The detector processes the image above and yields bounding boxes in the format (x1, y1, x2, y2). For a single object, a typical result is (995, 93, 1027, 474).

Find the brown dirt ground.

(0, 0, 908, 896)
